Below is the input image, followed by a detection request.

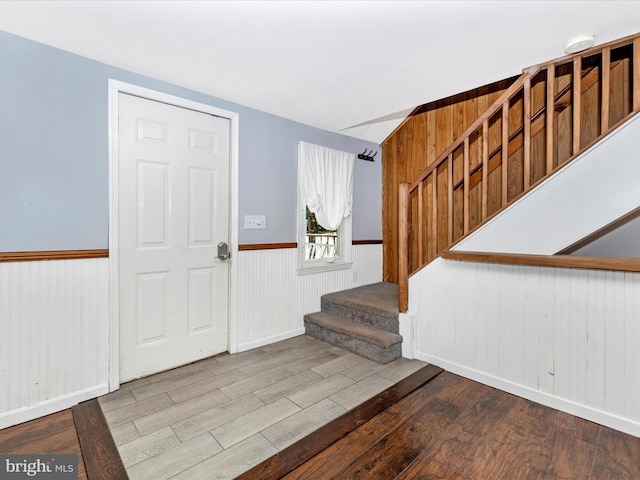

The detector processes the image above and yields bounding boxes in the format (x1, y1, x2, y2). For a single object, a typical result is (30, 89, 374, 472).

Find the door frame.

(107, 80, 240, 391)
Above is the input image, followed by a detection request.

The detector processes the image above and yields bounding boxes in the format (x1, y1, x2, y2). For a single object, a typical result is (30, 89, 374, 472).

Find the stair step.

(321, 282, 399, 333)
(304, 312, 402, 364)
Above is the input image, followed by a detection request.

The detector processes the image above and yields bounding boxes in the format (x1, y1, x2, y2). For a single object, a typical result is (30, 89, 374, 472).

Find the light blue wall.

(0, 31, 381, 251)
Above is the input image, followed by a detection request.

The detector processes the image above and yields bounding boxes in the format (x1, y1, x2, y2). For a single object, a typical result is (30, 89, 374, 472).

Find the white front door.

(118, 93, 230, 382)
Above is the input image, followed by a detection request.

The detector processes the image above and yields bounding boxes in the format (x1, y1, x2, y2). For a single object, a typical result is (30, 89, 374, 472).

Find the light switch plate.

(244, 215, 266, 229)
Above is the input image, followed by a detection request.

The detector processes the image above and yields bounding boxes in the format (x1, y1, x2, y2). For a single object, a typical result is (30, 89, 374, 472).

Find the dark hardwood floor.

(280, 372, 640, 479)
(1, 369, 639, 480)
(73, 400, 128, 480)
(0, 409, 88, 480)
(0, 400, 127, 480)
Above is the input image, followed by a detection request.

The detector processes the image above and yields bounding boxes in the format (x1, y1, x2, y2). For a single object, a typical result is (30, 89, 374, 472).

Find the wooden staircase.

(306, 33, 640, 360)
(389, 32, 640, 312)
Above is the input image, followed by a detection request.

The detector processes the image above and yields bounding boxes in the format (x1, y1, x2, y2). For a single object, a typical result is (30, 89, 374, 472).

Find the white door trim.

(108, 79, 240, 391)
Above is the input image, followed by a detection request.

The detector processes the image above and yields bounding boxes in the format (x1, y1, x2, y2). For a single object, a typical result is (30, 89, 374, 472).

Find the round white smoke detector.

(564, 34, 596, 54)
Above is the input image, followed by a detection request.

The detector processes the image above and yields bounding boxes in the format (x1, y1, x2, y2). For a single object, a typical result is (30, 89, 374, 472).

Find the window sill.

(297, 260, 352, 276)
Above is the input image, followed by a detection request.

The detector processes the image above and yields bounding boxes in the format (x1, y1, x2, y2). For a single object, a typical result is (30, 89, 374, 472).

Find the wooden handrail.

(397, 32, 640, 312)
(441, 250, 640, 273)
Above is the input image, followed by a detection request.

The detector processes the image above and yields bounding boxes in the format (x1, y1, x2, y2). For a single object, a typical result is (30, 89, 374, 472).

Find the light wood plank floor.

(99, 334, 427, 480)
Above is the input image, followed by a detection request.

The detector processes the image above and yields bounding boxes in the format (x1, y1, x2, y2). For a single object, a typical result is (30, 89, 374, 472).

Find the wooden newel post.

(398, 182, 409, 313)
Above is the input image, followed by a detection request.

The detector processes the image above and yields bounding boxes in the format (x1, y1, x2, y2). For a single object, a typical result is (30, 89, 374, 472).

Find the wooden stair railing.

(441, 250, 640, 274)
(398, 33, 640, 312)
(465, 61, 620, 192)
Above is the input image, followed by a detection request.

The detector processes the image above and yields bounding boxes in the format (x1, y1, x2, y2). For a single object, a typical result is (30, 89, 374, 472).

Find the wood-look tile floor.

(99, 334, 426, 480)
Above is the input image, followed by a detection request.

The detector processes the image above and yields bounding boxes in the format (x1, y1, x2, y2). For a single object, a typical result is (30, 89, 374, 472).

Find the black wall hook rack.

(358, 149, 377, 162)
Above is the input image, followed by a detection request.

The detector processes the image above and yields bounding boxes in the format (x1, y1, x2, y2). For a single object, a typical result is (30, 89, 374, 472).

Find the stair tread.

(305, 312, 402, 348)
(322, 282, 399, 316)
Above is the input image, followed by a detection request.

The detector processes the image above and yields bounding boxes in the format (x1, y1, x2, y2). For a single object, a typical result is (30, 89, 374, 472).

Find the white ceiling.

(0, 1, 639, 143)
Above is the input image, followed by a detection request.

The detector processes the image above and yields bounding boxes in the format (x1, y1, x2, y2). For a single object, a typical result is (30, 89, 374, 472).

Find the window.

(297, 142, 354, 274)
(305, 207, 338, 260)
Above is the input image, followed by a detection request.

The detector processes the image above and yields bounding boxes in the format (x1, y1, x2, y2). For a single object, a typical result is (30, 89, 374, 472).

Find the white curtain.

(298, 141, 355, 231)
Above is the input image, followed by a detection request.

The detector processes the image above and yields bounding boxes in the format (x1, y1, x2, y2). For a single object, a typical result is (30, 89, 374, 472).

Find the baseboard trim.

(237, 328, 306, 352)
(416, 352, 640, 438)
(0, 384, 109, 430)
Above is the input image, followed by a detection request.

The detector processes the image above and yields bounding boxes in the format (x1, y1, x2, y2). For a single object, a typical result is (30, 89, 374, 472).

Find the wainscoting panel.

(410, 258, 640, 436)
(0, 258, 110, 429)
(0, 245, 382, 428)
(235, 244, 382, 351)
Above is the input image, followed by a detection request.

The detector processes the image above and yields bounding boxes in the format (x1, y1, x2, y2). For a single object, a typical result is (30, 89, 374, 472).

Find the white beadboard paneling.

(0, 258, 110, 429)
(626, 273, 640, 420)
(453, 259, 474, 368)
(606, 270, 626, 416)
(522, 266, 540, 389)
(411, 258, 640, 437)
(570, 269, 588, 405)
(0, 245, 380, 427)
(474, 262, 490, 373)
(235, 244, 382, 350)
(537, 265, 556, 395)
(553, 268, 572, 402)
(586, 269, 606, 410)
(352, 244, 383, 285)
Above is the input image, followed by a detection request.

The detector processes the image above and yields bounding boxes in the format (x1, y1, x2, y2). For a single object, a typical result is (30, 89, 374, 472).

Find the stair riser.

(321, 298, 399, 334)
(305, 321, 402, 365)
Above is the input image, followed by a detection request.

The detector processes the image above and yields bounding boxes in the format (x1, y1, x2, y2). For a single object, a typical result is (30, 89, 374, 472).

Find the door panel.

(138, 161, 169, 247)
(188, 268, 215, 332)
(189, 167, 216, 244)
(118, 93, 230, 382)
(136, 272, 168, 343)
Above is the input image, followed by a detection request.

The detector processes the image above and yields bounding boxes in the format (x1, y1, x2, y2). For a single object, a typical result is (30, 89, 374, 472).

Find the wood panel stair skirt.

(304, 282, 402, 364)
